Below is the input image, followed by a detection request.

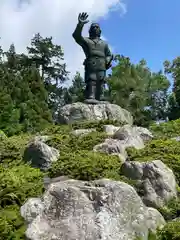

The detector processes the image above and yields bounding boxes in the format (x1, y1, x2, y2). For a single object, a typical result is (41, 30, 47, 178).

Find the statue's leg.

(84, 72, 97, 100)
(85, 80, 96, 99)
(95, 71, 106, 101)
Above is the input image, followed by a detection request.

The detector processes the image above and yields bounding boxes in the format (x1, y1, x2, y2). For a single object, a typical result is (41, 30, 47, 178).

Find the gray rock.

(24, 137, 59, 171)
(93, 138, 128, 162)
(135, 126, 153, 142)
(146, 207, 166, 232)
(57, 102, 133, 125)
(20, 198, 44, 224)
(113, 125, 152, 146)
(171, 136, 180, 142)
(94, 125, 151, 161)
(71, 128, 96, 137)
(21, 179, 165, 240)
(103, 124, 120, 136)
(121, 160, 177, 208)
(33, 135, 50, 143)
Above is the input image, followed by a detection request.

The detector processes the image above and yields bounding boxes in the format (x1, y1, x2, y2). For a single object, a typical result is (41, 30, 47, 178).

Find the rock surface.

(57, 102, 133, 125)
(71, 128, 96, 137)
(94, 125, 152, 162)
(23, 137, 59, 171)
(121, 160, 177, 208)
(21, 178, 165, 240)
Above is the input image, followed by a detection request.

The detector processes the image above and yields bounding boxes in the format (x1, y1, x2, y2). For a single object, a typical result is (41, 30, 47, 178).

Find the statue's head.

(89, 23, 101, 38)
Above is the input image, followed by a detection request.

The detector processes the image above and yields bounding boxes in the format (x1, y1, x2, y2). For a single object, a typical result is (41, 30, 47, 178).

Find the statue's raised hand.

(78, 12, 89, 24)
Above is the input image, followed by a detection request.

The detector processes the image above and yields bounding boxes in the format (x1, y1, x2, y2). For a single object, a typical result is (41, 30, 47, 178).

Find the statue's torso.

(82, 37, 107, 71)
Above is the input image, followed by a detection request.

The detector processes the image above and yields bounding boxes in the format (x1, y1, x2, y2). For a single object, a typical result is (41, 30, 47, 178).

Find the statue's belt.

(83, 57, 106, 65)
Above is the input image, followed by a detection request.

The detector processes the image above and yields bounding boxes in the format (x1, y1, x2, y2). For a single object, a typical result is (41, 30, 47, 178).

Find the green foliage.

(40, 123, 71, 135)
(157, 221, 180, 240)
(48, 150, 121, 181)
(0, 164, 44, 239)
(0, 130, 7, 139)
(158, 197, 180, 221)
(0, 165, 43, 207)
(27, 33, 69, 113)
(106, 55, 170, 126)
(0, 206, 26, 240)
(46, 131, 107, 154)
(0, 134, 31, 166)
(150, 119, 180, 138)
(0, 53, 53, 136)
(63, 72, 85, 104)
(72, 119, 125, 132)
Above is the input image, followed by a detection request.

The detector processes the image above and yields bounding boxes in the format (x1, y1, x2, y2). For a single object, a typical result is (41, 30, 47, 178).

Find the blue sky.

(100, 0, 180, 73)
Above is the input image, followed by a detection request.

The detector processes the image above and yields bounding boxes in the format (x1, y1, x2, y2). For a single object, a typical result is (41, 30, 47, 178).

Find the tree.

(164, 57, 180, 120)
(0, 46, 52, 136)
(106, 55, 170, 126)
(63, 72, 85, 104)
(27, 33, 69, 114)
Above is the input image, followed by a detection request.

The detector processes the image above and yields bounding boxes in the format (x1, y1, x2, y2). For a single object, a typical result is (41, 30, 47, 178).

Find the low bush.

(0, 164, 44, 239)
(46, 131, 108, 153)
(48, 150, 122, 181)
(157, 220, 180, 240)
(71, 119, 124, 132)
(150, 119, 180, 139)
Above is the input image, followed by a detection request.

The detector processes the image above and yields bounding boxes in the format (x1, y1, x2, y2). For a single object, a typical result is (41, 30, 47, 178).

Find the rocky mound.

(57, 102, 133, 125)
(0, 109, 180, 239)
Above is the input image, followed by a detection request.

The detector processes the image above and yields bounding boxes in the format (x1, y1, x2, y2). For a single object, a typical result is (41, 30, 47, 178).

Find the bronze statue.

(72, 12, 113, 103)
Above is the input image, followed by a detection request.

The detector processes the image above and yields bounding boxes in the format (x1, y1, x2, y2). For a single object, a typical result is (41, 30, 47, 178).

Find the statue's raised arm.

(72, 12, 89, 46)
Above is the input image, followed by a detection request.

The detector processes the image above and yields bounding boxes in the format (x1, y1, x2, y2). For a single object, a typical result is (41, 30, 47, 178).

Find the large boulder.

(121, 160, 177, 208)
(23, 136, 59, 171)
(21, 178, 165, 240)
(57, 102, 133, 125)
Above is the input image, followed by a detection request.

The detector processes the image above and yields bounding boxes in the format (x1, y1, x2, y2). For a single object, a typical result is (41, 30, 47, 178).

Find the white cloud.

(0, 0, 126, 83)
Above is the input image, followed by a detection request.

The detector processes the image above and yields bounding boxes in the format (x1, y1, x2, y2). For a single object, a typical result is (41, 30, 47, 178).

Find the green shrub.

(0, 165, 44, 207)
(157, 221, 180, 240)
(150, 119, 180, 139)
(72, 119, 124, 132)
(48, 150, 122, 181)
(40, 124, 71, 135)
(0, 205, 26, 240)
(158, 197, 180, 221)
(47, 131, 107, 153)
(0, 130, 7, 139)
(0, 134, 32, 167)
(0, 164, 44, 238)
(127, 139, 180, 184)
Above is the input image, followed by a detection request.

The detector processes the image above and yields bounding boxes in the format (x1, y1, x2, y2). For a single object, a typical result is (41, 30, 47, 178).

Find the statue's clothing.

(72, 22, 113, 100)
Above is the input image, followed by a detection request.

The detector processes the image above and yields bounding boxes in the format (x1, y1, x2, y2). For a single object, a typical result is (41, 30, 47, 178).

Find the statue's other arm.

(105, 44, 113, 69)
(72, 22, 86, 46)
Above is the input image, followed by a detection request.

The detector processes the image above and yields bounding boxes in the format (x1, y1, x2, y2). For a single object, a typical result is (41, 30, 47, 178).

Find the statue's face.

(89, 23, 101, 38)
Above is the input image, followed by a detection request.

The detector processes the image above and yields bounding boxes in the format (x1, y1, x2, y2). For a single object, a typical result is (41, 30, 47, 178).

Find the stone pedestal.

(57, 102, 133, 125)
